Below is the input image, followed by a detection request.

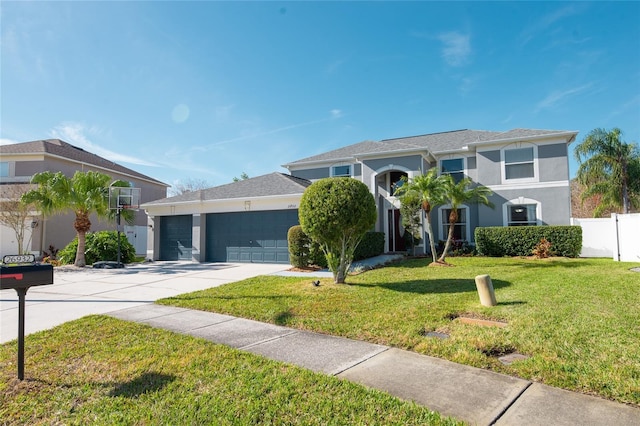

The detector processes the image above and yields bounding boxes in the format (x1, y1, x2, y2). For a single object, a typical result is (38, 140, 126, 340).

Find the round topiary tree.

(299, 177, 377, 284)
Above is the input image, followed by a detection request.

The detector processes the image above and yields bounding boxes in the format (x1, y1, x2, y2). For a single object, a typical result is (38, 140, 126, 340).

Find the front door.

(387, 209, 406, 252)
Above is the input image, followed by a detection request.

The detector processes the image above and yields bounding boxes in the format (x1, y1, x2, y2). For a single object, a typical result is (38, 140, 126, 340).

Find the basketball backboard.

(109, 186, 141, 211)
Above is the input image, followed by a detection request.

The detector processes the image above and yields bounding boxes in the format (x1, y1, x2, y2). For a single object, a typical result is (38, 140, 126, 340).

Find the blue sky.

(2, 1, 639, 191)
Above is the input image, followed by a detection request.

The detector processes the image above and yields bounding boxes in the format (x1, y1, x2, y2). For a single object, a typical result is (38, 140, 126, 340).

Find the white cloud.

(0, 138, 19, 145)
(204, 111, 345, 149)
(519, 4, 587, 47)
(535, 83, 595, 112)
(438, 31, 471, 67)
(605, 94, 640, 122)
(49, 122, 159, 167)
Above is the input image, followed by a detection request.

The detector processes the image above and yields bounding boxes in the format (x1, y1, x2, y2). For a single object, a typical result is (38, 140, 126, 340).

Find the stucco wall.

(538, 143, 570, 182)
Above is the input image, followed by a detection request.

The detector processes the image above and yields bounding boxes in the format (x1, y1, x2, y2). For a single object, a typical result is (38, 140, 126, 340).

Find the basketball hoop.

(109, 186, 141, 211)
(108, 185, 141, 268)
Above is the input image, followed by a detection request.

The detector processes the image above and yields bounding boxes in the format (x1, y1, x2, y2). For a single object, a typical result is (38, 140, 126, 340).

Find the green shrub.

(354, 231, 385, 260)
(299, 177, 377, 283)
(58, 231, 137, 265)
(309, 240, 328, 268)
(287, 225, 310, 268)
(475, 226, 582, 258)
(437, 239, 474, 257)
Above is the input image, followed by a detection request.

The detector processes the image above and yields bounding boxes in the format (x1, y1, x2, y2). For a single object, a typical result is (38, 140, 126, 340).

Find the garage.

(206, 210, 298, 263)
(159, 215, 193, 260)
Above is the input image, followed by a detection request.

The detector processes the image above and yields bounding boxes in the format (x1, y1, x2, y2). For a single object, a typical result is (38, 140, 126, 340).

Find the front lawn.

(0, 316, 460, 425)
(159, 257, 640, 406)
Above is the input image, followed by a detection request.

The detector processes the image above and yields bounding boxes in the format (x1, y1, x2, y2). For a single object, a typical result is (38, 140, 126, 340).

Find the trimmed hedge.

(287, 225, 328, 268)
(474, 226, 582, 258)
(354, 232, 385, 261)
(287, 227, 384, 267)
(287, 225, 311, 268)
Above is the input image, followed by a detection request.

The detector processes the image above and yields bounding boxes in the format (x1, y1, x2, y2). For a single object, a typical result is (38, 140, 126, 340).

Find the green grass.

(0, 316, 461, 425)
(159, 257, 640, 406)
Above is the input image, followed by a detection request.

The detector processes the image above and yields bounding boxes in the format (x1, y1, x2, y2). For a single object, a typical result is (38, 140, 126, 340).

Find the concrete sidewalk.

(108, 304, 639, 426)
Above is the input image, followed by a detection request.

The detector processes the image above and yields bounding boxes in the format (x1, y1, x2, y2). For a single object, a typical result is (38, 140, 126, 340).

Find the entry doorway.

(387, 209, 406, 252)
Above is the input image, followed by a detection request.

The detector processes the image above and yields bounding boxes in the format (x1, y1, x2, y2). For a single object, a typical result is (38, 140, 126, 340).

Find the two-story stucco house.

(142, 128, 577, 263)
(0, 139, 169, 257)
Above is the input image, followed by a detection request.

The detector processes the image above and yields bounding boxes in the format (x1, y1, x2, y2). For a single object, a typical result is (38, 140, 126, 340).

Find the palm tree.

(22, 171, 117, 267)
(575, 128, 640, 216)
(394, 168, 446, 263)
(438, 175, 493, 263)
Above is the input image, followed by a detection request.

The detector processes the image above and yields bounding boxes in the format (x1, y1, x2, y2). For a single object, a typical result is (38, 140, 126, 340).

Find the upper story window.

(331, 165, 351, 177)
(440, 158, 465, 182)
(503, 146, 537, 181)
(0, 162, 9, 177)
(389, 171, 407, 194)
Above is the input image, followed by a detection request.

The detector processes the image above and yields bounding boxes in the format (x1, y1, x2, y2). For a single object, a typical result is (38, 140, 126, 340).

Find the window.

(0, 162, 8, 177)
(332, 165, 351, 177)
(441, 158, 464, 182)
(389, 171, 407, 194)
(440, 207, 468, 241)
(504, 147, 534, 180)
(508, 204, 537, 226)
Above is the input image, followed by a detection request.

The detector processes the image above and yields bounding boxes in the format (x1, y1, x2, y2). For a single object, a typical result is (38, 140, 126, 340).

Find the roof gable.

(283, 128, 577, 166)
(142, 172, 311, 206)
(0, 139, 167, 186)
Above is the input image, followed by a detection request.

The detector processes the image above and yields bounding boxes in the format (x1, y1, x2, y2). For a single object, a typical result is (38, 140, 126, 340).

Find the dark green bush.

(287, 227, 383, 267)
(287, 225, 310, 268)
(354, 232, 385, 261)
(437, 239, 474, 257)
(309, 240, 328, 268)
(58, 231, 137, 265)
(475, 226, 582, 258)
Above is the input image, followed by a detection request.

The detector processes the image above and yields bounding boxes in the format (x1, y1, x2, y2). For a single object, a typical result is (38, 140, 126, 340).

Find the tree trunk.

(75, 231, 87, 267)
(335, 237, 349, 284)
(621, 158, 630, 214)
(74, 211, 92, 267)
(424, 216, 438, 264)
(438, 209, 458, 263)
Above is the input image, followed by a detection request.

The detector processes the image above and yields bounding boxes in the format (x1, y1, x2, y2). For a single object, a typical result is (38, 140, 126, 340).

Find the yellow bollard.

(474, 274, 497, 307)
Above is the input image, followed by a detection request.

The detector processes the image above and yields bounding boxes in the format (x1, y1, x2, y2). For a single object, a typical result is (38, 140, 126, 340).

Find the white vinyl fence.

(124, 225, 148, 256)
(571, 213, 640, 262)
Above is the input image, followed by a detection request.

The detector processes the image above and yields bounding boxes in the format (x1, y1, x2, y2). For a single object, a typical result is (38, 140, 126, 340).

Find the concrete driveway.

(1, 261, 289, 344)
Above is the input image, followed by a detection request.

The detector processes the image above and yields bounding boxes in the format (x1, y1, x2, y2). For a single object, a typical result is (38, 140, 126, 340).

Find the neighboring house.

(142, 128, 577, 263)
(0, 139, 169, 257)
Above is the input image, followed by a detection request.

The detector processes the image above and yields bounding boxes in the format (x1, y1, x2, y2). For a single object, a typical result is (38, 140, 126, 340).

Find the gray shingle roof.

(284, 128, 578, 166)
(0, 139, 167, 185)
(142, 172, 311, 206)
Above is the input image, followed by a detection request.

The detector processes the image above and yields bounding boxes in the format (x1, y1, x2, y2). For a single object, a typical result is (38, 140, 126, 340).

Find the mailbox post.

(0, 255, 54, 380)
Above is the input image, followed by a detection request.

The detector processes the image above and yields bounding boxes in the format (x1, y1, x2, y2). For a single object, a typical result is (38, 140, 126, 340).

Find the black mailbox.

(1, 255, 54, 380)
(0, 263, 54, 290)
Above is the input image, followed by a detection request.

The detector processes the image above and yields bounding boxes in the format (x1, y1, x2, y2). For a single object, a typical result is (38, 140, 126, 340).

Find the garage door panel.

(261, 239, 276, 248)
(262, 252, 277, 263)
(159, 215, 193, 261)
(206, 210, 298, 263)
